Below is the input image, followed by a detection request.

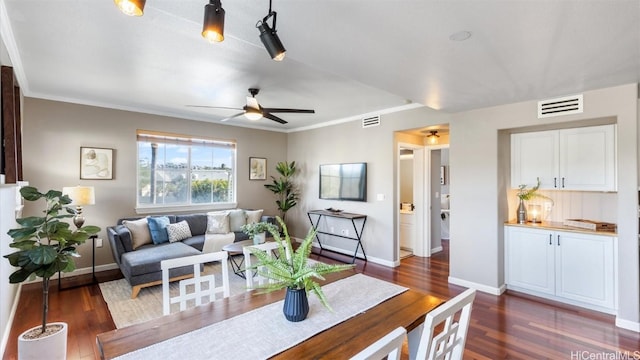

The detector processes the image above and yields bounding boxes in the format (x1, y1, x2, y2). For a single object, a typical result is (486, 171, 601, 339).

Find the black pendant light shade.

(257, 17, 286, 61)
(202, 0, 225, 43)
(114, 0, 146, 16)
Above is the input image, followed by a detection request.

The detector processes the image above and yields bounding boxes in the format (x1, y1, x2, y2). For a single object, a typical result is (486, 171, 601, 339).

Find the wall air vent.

(362, 115, 380, 128)
(538, 94, 583, 119)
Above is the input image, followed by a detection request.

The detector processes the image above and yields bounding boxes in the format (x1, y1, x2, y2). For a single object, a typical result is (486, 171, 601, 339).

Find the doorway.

(397, 143, 427, 259)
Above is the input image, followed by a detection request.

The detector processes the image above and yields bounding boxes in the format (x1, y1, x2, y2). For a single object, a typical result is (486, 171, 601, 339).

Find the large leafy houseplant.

(264, 161, 299, 221)
(246, 217, 354, 312)
(4, 186, 100, 336)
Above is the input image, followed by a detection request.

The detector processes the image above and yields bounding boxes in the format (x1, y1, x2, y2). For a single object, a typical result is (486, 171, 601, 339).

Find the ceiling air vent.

(538, 94, 583, 119)
(362, 115, 380, 128)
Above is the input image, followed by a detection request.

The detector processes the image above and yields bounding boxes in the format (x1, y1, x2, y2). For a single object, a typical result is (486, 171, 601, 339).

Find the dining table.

(96, 270, 444, 359)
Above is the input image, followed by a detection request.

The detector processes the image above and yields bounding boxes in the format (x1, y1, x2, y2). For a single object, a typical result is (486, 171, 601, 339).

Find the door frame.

(426, 144, 449, 255)
(397, 142, 428, 258)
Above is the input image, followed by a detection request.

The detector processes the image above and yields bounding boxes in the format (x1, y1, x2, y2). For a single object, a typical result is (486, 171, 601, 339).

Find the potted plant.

(516, 179, 553, 224)
(4, 186, 100, 360)
(241, 221, 277, 245)
(246, 217, 354, 322)
(264, 161, 299, 221)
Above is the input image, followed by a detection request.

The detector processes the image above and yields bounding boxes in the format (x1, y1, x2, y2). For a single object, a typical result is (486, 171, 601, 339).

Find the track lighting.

(257, 0, 286, 61)
(202, 0, 225, 43)
(114, 0, 145, 16)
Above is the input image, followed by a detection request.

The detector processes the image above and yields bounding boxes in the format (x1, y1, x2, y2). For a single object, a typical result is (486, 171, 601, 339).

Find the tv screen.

(319, 163, 367, 201)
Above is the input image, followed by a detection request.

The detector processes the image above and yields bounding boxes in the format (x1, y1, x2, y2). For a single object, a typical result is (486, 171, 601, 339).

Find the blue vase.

(283, 287, 309, 322)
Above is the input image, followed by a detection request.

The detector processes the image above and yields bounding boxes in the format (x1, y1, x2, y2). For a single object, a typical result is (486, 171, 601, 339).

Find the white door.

(412, 148, 428, 257)
(559, 125, 616, 191)
(505, 227, 555, 295)
(511, 130, 559, 189)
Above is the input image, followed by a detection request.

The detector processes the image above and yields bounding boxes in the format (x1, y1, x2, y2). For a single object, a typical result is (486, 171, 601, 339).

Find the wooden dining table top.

(96, 270, 444, 359)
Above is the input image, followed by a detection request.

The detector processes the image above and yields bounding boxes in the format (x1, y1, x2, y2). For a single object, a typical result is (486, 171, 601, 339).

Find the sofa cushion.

(228, 209, 246, 232)
(245, 209, 264, 224)
(122, 217, 152, 250)
(147, 216, 170, 244)
(121, 242, 201, 277)
(207, 211, 230, 234)
(181, 234, 206, 252)
(167, 220, 192, 243)
(175, 214, 207, 236)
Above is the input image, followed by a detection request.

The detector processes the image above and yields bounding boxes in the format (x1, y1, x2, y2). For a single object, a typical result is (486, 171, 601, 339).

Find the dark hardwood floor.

(3, 240, 639, 359)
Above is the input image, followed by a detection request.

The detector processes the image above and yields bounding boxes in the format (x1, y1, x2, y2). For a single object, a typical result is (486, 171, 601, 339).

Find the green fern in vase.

(245, 216, 354, 311)
(517, 179, 553, 203)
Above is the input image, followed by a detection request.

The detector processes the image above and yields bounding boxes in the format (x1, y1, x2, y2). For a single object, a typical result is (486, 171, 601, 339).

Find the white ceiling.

(1, 0, 639, 132)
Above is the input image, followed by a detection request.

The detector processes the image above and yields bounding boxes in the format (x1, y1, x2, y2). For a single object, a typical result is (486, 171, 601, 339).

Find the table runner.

(114, 273, 408, 360)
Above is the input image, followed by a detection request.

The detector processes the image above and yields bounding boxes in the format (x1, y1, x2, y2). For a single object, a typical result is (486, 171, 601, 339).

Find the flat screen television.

(319, 162, 367, 202)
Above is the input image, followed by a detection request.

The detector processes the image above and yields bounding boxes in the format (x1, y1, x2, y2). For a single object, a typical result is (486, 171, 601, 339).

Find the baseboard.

(302, 240, 397, 268)
(23, 263, 120, 284)
(448, 276, 506, 295)
(431, 246, 443, 253)
(615, 317, 640, 332)
(1, 283, 22, 357)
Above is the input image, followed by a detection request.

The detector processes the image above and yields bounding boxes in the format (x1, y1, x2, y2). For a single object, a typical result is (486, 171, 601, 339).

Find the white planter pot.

(18, 322, 67, 360)
(253, 232, 266, 245)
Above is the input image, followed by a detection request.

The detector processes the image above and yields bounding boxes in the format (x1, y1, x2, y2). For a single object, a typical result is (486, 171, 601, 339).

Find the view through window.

(137, 131, 236, 208)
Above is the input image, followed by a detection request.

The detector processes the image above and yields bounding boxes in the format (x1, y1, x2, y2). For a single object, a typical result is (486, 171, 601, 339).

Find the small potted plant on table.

(241, 221, 277, 245)
(4, 186, 100, 360)
(246, 217, 354, 322)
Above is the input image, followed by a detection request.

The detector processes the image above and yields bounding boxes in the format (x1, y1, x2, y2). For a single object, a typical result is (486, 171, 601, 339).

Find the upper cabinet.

(511, 124, 617, 191)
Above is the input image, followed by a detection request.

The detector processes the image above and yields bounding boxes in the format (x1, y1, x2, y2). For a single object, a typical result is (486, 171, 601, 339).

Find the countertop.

(505, 220, 617, 237)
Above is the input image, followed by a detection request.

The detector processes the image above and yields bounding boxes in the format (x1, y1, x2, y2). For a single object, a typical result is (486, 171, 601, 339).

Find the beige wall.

(21, 98, 288, 269)
(286, 106, 451, 264)
(449, 83, 639, 327)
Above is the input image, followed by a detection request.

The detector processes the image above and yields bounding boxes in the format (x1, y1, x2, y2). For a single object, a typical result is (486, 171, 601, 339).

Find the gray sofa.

(107, 212, 275, 298)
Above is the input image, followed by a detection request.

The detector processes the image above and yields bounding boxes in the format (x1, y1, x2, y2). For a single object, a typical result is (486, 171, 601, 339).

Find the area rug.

(99, 261, 248, 328)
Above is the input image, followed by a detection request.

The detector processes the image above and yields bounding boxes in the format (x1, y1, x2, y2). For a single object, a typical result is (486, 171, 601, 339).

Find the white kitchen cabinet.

(399, 212, 414, 250)
(505, 225, 616, 313)
(511, 124, 616, 191)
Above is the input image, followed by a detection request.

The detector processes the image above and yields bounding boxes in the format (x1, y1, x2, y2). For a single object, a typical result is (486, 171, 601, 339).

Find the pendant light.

(257, 0, 286, 61)
(202, 0, 225, 43)
(114, 0, 146, 16)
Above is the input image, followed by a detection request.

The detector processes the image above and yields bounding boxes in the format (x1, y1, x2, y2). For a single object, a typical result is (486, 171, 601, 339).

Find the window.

(136, 130, 236, 210)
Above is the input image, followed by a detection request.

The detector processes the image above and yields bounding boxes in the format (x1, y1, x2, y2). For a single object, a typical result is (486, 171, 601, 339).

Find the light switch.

(376, 193, 385, 201)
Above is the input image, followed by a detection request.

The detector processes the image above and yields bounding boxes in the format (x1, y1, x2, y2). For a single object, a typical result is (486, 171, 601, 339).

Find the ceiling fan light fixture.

(427, 130, 440, 144)
(202, 0, 225, 43)
(114, 0, 145, 16)
(245, 107, 263, 121)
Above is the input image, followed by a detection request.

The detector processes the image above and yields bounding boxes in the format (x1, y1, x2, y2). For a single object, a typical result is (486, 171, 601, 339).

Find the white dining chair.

(161, 250, 230, 315)
(410, 288, 476, 360)
(243, 241, 290, 290)
(350, 327, 407, 360)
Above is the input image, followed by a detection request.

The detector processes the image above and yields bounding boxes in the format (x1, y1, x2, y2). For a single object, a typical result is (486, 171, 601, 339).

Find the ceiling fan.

(187, 88, 315, 124)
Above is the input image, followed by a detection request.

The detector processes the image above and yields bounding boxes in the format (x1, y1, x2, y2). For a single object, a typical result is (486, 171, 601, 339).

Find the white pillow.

(207, 211, 230, 234)
(122, 218, 151, 250)
(167, 220, 192, 243)
(228, 209, 247, 232)
(245, 209, 264, 225)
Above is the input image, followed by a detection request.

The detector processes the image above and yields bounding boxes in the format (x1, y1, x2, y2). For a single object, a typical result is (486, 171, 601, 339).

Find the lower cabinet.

(505, 226, 616, 313)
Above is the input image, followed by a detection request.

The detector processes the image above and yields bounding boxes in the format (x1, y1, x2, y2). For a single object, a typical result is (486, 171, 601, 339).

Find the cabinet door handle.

(562, 177, 565, 188)
(557, 234, 560, 246)
(554, 177, 557, 188)
(549, 234, 552, 245)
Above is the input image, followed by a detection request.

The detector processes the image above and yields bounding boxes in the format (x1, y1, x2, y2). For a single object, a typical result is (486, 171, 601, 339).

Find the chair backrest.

(161, 250, 230, 315)
(413, 288, 476, 360)
(243, 241, 289, 290)
(350, 327, 406, 360)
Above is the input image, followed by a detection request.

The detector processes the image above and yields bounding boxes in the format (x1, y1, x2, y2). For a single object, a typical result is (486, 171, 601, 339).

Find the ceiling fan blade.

(186, 105, 243, 111)
(262, 108, 315, 114)
(263, 113, 288, 124)
(219, 112, 245, 122)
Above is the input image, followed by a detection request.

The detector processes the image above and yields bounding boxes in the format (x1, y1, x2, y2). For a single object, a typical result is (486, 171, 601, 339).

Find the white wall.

(449, 83, 639, 329)
(0, 186, 19, 356)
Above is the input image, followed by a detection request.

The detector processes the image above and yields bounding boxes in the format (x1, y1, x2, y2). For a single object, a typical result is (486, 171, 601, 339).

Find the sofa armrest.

(107, 225, 134, 265)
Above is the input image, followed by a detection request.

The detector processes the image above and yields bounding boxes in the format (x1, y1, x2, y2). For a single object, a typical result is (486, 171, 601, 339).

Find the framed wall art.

(249, 157, 266, 180)
(80, 147, 114, 180)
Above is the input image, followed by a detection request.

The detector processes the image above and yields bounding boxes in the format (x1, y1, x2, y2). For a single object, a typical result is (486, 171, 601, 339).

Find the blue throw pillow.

(148, 216, 170, 244)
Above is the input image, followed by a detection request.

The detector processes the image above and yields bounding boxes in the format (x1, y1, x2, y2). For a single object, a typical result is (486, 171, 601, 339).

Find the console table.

(307, 210, 367, 263)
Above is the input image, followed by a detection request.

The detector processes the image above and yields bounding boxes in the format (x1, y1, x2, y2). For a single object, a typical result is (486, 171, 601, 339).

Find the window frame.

(135, 130, 237, 214)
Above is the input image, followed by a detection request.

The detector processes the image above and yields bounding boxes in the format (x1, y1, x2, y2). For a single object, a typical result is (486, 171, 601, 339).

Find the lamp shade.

(62, 186, 95, 206)
(114, 0, 145, 17)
